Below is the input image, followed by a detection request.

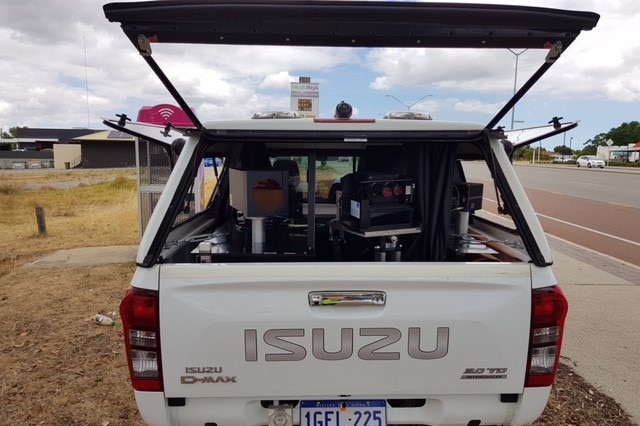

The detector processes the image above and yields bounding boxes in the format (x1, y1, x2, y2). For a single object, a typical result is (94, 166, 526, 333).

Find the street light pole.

(570, 137, 573, 154)
(508, 49, 528, 129)
(386, 94, 432, 111)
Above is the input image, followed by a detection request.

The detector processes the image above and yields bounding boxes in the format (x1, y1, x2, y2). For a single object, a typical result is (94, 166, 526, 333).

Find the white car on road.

(576, 155, 605, 168)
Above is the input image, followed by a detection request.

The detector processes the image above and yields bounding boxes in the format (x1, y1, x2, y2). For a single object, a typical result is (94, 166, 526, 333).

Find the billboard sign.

(290, 82, 319, 118)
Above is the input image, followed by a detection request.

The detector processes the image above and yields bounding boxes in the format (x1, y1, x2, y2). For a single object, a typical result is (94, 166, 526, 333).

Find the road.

(465, 163, 640, 421)
(463, 163, 640, 267)
(511, 165, 640, 209)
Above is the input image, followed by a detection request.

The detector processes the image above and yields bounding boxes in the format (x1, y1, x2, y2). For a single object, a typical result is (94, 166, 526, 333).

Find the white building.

(597, 142, 640, 163)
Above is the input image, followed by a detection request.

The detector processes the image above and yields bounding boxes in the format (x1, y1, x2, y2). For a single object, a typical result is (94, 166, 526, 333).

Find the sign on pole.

(606, 139, 613, 166)
(291, 78, 319, 118)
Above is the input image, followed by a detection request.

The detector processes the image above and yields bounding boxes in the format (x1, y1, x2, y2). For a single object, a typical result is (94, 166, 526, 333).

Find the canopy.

(104, 1, 599, 50)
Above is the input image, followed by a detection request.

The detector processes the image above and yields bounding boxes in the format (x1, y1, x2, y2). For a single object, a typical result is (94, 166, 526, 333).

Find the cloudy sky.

(1, 0, 638, 150)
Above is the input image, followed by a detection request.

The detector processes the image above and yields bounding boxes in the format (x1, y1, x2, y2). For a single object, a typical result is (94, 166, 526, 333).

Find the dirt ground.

(0, 170, 635, 425)
(535, 362, 634, 426)
(0, 264, 144, 426)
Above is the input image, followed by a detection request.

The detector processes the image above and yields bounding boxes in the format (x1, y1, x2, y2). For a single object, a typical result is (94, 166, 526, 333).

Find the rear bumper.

(133, 387, 551, 426)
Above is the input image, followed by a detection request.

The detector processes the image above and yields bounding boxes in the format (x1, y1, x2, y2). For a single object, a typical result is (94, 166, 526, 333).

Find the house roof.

(73, 130, 136, 142)
(16, 128, 95, 142)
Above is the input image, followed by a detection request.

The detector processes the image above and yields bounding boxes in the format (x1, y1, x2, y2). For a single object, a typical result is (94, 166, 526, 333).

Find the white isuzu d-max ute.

(102, 1, 598, 425)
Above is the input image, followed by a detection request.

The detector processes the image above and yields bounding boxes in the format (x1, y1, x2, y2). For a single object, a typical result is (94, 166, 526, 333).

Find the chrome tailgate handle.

(309, 291, 386, 306)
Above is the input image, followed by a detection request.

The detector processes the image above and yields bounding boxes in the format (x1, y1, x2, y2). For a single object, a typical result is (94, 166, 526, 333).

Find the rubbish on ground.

(93, 314, 115, 326)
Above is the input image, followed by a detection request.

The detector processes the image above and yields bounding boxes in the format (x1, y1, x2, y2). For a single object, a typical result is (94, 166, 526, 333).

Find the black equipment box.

(340, 172, 415, 231)
(453, 182, 483, 212)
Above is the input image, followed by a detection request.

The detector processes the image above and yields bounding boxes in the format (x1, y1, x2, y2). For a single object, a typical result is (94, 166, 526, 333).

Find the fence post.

(35, 206, 47, 236)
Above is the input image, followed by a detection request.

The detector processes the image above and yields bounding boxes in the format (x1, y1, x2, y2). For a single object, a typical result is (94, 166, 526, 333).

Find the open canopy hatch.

(103, 1, 598, 49)
(103, 0, 599, 142)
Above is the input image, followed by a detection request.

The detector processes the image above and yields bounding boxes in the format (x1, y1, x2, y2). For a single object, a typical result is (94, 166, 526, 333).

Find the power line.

(84, 36, 91, 129)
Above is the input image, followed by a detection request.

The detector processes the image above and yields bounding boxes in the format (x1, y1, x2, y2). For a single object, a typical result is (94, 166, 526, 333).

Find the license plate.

(300, 400, 386, 426)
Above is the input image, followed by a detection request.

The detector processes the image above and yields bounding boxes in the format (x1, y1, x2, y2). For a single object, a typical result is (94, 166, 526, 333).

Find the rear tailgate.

(159, 262, 531, 398)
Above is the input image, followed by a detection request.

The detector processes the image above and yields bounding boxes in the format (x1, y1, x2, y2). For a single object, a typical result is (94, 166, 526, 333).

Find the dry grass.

(0, 169, 634, 426)
(0, 169, 139, 277)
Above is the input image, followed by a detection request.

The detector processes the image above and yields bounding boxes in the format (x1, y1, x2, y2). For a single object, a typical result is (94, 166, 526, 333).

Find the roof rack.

(384, 112, 432, 120)
(252, 111, 301, 119)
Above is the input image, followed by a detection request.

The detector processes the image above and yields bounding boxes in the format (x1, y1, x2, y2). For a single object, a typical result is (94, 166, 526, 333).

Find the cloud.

(0, 0, 361, 128)
(367, 47, 546, 94)
(453, 99, 503, 116)
(365, 0, 640, 105)
(138, 44, 359, 118)
(260, 72, 295, 90)
(0, 1, 99, 44)
(603, 80, 640, 103)
(0, 0, 637, 143)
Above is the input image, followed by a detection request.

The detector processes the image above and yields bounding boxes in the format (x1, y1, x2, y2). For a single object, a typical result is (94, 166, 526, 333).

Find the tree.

(609, 121, 640, 146)
(9, 127, 25, 138)
(554, 145, 573, 155)
(513, 146, 552, 162)
(576, 146, 596, 157)
(1, 127, 24, 138)
(584, 121, 640, 151)
(513, 146, 533, 161)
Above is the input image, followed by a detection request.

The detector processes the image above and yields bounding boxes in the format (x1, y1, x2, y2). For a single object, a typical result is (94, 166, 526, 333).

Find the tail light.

(120, 287, 163, 392)
(525, 286, 568, 387)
